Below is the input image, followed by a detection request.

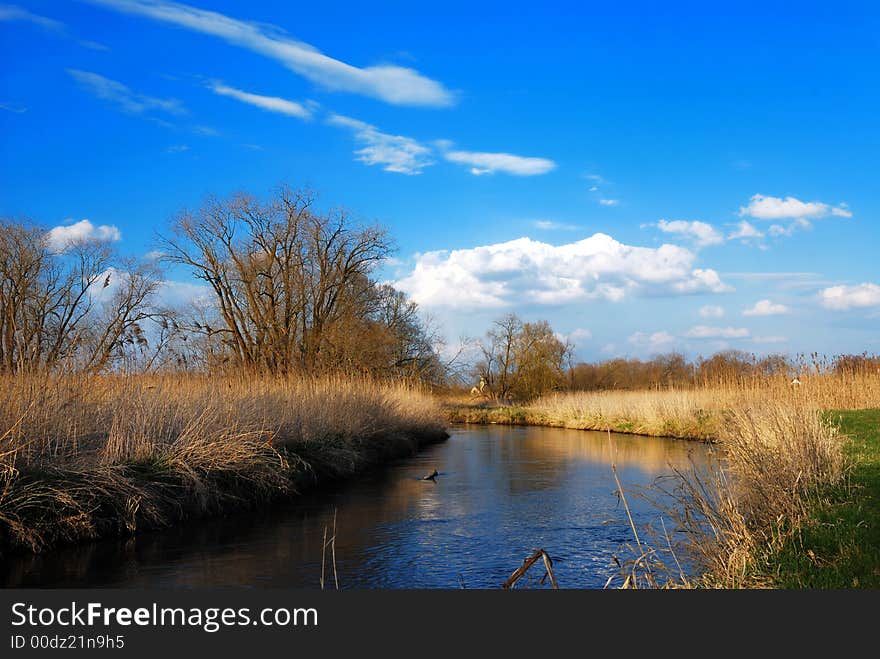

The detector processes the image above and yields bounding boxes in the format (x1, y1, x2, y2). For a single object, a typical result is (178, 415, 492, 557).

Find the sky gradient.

(1, 0, 878, 361)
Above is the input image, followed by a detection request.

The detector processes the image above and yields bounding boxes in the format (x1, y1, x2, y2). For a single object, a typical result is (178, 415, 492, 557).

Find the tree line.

(0, 187, 443, 380)
(469, 314, 879, 400)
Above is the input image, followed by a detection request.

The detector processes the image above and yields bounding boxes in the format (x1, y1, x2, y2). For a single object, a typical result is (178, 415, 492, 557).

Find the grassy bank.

(446, 374, 880, 588)
(0, 374, 447, 557)
(754, 409, 880, 588)
(446, 371, 880, 441)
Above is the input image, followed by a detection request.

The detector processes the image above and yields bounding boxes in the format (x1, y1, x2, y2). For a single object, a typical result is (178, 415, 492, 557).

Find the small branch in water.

(320, 508, 339, 591)
(502, 549, 559, 589)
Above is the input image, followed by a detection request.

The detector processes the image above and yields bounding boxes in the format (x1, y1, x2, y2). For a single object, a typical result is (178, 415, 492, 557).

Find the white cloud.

(684, 325, 749, 339)
(628, 330, 676, 353)
(208, 81, 313, 119)
(0, 102, 27, 114)
(768, 217, 812, 237)
(165, 144, 190, 154)
(598, 198, 619, 206)
(327, 113, 433, 175)
(394, 233, 731, 310)
(753, 335, 787, 344)
(819, 283, 880, 310)
(728, 220, 764, 241)
(156, 279, 212, 308)
(47, 219, 122, 252)
(656, 220, 724, 247)
(699, 305, 725, 318)
(88, 0, 454, 107)
(67, 69, 185, 117)
(534, 220, 578, 231)
(442, 149, 556, 176)
(0, 4, 64, 30)
(743, 299, 790, 316)
(739, 194, 851, 220)
(558, 327, 592, 346)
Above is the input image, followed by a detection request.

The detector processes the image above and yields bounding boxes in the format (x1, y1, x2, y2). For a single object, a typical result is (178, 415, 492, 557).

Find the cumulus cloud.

(599, 198, 619, 206)
(728, 220, 764, 240)
(327, 113, 433, 175)
(820, 283, 880, 310)
(394, 233, 731, 310)
(767, 218, 813, 237)
(739, 194, 851, 220)
(442, 149, 556, 176)
(67, 69, 186, 117)
(743, 299, 790, 316)
(46, 219, 122, 252)
(628, 330, 676, 353)
(684, 325, 749, 339)
(208, 81, 313, 119)
(87, 0, 454, 107)
(656, 220, 724, 247)
(699, 305, 725, 318)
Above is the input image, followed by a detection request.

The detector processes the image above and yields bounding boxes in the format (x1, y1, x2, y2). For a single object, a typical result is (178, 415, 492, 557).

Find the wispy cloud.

(820, 283, 880, 311)
(684, 325, 749, 339)
(165, 143, 190, 154)
(87, 0, 455, 107)
(655, 220, 724, 247)
(533, 220, 578, 231)
(753, 335, 787, 344)
(699, 305, 725, 318)
(743, 299, 790, 316)
(327, 113, 433, 175)
(46, 219, 122, 252)
(598, 198, 619, 206)
(628, 330, 675, 353)
(441, 148, 556, 176)
(0, 102, 27, 113)
(0, 4, 109, 49)
(394, 233, 731, 310)
(0, 4, 64, 31)
(67, 69, 186, 119)
(208, 81, 313, 119)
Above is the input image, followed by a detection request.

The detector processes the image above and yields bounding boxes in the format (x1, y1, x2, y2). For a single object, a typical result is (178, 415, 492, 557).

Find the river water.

(1, 425, 711, 589)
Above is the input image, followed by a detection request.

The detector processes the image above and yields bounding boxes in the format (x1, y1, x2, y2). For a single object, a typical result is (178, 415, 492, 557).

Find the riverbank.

(0, 374, 447, 557)
(445, 373, 880, 442)
(754, 409, 880, 588)
(444, 381, 880, 588)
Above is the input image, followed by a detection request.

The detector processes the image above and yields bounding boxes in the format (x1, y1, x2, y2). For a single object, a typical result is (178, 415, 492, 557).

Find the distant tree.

(476, 314, 571, 400)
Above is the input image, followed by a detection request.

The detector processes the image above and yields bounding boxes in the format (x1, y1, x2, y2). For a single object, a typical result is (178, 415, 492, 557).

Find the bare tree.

(0, 219, 160, 373)
(158, 187, 438, 377)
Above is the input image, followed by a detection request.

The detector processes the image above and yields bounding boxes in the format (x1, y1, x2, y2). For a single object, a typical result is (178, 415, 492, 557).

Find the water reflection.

(1, 425, 710, 589)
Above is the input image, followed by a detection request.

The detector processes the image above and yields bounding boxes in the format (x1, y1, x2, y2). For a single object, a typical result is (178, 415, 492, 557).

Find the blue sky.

(1, 0, 878, 361)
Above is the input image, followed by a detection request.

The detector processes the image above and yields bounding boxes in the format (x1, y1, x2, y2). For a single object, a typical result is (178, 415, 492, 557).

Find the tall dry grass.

(643, 404, 849, 588)
(0, 373, 446, 555)
(448, 371, 879, 587)
(449, 370, 880, 440)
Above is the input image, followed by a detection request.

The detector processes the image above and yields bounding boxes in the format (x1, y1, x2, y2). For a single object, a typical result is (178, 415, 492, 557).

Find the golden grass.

(447, 371, 880, 440)
(0, 373, 446, 555)
(447, 371, 880, 588)
(650, 404, 849, 588)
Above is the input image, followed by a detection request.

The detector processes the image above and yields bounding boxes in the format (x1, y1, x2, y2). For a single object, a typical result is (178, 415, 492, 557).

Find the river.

(1, 425, 712, 589)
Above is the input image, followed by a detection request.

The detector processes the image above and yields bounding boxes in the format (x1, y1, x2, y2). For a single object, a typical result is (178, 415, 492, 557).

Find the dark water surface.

(2, 425, 711, 589)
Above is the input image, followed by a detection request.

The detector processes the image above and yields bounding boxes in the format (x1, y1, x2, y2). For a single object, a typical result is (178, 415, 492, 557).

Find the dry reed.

(0, 373, 446, 555)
